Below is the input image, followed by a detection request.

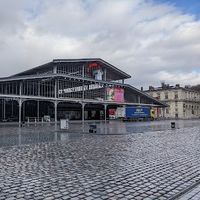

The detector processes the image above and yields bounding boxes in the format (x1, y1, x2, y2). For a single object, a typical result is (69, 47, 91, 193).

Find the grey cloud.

(0, 0, 200, 89)
(0, 0, 27, 35)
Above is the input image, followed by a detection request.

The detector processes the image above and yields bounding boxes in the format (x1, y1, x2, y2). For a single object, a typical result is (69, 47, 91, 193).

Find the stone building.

(145, 83, 200, 119)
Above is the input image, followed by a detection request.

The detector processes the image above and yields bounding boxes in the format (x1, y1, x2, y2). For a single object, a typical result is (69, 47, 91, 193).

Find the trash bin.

(171, 122, 175, 129)
(21, 121, 25, 127)
(89, 124, 97, 133)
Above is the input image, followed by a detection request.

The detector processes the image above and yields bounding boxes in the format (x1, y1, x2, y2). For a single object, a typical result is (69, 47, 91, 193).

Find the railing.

(26, 117, 51, 124)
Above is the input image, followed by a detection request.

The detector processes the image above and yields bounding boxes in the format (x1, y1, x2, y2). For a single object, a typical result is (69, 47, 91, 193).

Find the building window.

(165, 92, 168, 99)
(174, 92, 178, 99)
(156, 92, 160, 100)
(166, 108, 169, 114)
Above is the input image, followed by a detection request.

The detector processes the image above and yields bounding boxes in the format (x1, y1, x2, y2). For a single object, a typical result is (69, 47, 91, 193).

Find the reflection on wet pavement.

(0, 125, 83, 148)
(0, 120, 200, 199)
(0, 120, 200, 148)
(95, 120, 200, 135)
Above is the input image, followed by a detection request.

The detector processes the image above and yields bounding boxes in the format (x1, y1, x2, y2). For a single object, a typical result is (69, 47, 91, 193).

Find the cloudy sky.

(0, 0, 200, 88)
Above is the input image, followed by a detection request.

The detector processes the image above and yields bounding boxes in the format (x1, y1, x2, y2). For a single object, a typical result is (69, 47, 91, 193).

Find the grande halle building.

(0, 58, 166, 123)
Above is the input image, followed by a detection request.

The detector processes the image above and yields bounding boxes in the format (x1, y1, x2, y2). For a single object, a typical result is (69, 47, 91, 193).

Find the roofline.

(126, 85, 168, 107)
(53, 58, 131, 79)
(0, 73, 126, 84)
(10, 58, 131, 79)
(145, 87, 200, 93)
(11, 62, 53, 77)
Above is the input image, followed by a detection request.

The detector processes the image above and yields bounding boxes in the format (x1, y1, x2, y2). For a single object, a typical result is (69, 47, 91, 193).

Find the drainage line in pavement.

(168, 179, 200, 200)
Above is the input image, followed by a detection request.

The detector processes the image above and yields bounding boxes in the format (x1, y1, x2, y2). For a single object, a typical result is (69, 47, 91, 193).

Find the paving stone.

(1, 123, 200, 200)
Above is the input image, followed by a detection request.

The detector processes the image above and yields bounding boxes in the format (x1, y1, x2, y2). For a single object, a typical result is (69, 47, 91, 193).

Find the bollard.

(21, 121, 25, 127)
(35, 117, 37, 126)
(171, 122, 175, 129)
(27, 117, 30, 127)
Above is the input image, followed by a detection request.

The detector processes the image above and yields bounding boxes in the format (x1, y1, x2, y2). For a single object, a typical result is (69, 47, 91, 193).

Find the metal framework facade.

(0, 58, 166, 123)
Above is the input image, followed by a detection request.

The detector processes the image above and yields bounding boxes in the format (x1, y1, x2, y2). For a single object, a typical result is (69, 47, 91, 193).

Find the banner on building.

(58, 84, 103, 94)
(106, 88, 124, 102)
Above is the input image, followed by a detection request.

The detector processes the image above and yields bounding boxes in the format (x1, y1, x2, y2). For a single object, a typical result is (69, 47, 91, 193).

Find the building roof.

(126, 85, 168, 107)
(145, 85, 200, 93)
(10, 58, 131, 80)
(144, 83, 199, 92)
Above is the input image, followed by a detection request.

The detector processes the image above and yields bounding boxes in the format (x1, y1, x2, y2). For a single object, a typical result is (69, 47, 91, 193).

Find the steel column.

(37, 100, 40, 121)
(54, 79, 57, 98)
(104, 104, 107, 122)
(11, 100, 14, 116)
(82, 103, 85, 123)
(138, 95, 141, 104)
(23, 102, 25, 122)
(54, 101, 58, 123)
(18, 99, 22, 125)
(104, 68, 107, 81)
(3, 99, 5, 120)
(1, 99, 3, 119)
(81, 103, 85, 132)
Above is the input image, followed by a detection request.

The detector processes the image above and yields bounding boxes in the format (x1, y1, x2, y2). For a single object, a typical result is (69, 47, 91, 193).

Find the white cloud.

(156, 71, 200, 86)
(0, 0, 200, 88)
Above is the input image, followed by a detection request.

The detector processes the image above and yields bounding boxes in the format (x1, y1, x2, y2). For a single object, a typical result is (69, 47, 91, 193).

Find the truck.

(114, 106, 156, 120)
(116, 107, 126, 118)
(125, 106, 151, 120)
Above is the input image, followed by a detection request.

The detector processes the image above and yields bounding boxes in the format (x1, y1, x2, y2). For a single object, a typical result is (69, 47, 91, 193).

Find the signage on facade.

(88, 62, 103, 81)
(58, 84, 104, 94)
(93, 69, 103, 80)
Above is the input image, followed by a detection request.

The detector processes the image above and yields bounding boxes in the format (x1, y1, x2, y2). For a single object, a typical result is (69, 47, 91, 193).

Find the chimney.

(149, 86, 154, 91)
(141, 87, 143, 91)
(161, 82, 165, 88)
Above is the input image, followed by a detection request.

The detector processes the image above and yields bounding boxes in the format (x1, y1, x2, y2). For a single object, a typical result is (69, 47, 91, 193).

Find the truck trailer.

(112, 106, 156, 120)
(125, 106, 150, 120)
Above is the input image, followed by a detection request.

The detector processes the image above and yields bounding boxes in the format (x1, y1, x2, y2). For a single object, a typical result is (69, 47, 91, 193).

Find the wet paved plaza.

(1, 120, 200, 199)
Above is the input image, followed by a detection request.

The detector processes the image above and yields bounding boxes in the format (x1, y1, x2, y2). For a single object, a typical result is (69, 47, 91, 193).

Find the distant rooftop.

(145, 83, 200, 93)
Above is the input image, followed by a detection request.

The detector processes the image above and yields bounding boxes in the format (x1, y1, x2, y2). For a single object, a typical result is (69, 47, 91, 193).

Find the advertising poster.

(106, 88, 124, 102)
(109, 109, 116, 119)
(87, 62, 103, 80)
(106, 88, 115, 101)
(114, 88, 124, 102)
